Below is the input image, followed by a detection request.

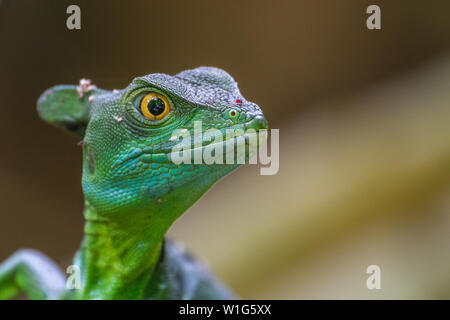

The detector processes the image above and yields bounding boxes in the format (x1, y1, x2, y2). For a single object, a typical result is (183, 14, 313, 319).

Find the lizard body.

(0, 67, 267, 299)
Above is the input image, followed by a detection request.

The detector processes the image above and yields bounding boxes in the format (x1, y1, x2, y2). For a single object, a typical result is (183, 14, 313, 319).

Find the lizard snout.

(245, 115, 269, 131)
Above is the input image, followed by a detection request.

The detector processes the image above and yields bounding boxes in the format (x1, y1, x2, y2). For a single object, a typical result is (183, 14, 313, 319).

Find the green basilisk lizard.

(0, 67, 268, 300)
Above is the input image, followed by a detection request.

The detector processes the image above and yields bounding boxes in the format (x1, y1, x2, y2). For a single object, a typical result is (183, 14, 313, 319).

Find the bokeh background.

(1, 0, 450, 299)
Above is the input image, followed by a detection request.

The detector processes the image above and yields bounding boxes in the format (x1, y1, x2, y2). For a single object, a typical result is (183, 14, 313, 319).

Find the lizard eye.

(228, 109, 240, 119)
(136, 92, 170, 120)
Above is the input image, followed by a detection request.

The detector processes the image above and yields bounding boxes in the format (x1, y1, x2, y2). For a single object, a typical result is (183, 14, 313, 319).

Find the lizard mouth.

(161, 115, 268, 164)
(114, 115, 268, 166)
(131, 132, 265, 166)
(167, 132, 263, 163)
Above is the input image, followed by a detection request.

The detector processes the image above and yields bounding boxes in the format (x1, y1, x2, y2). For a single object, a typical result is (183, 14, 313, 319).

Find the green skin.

(0, 67, 267, 299)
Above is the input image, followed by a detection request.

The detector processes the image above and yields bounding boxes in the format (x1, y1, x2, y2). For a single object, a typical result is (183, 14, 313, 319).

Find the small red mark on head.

(235, 99, 242, 104)
(77, 140, 85, 147)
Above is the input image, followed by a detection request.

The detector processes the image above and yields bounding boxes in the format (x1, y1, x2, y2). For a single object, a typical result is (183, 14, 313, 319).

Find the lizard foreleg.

(0, 249, 65, 300)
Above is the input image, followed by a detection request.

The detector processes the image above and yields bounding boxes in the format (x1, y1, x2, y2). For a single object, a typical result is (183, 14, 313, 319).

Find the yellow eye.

(139, 92, 170, 120)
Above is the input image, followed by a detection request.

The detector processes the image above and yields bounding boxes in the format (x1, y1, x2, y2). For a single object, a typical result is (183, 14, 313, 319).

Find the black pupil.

(147, 97, 165, 116)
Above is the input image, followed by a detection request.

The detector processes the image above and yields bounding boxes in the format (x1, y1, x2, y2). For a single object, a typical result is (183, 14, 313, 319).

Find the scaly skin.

(0, 67, 267, 299)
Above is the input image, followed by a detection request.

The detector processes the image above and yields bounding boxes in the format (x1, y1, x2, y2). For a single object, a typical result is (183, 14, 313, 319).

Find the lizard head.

(38, 67, 267, 229)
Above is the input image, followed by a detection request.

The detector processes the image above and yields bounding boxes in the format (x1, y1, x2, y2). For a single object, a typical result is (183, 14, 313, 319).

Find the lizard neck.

(76, 202, 164, 299)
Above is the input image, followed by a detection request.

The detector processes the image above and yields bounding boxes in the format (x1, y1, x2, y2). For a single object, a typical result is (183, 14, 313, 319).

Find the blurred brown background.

(1, 0, 450, 299)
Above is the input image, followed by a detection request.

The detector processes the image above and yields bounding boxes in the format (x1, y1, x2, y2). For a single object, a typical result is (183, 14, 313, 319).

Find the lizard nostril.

(245, 115, 268, 131)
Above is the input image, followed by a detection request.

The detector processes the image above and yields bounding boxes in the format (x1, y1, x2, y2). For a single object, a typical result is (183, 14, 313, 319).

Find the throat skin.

(74, 203, 164, 300)
(72, 169, 238, 300)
